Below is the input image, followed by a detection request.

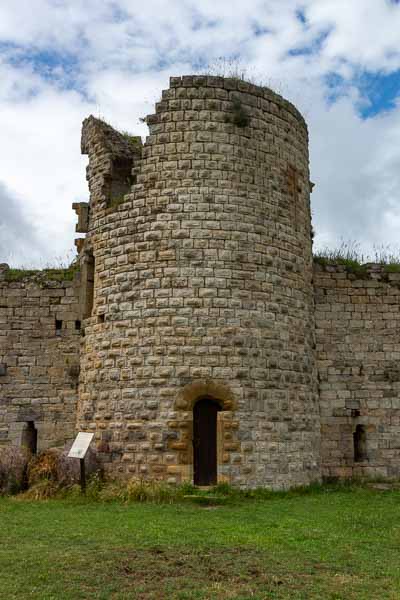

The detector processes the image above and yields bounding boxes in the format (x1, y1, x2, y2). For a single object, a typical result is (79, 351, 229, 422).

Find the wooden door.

(193, 398, 219, 486)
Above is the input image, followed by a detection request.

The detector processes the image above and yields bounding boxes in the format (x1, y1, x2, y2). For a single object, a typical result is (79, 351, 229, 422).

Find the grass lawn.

(1, 485, 400, 599)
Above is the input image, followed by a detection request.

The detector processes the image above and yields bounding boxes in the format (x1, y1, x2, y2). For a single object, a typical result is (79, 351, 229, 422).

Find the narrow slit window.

(55, 319, 63, 335)
(75, 320, 81, 331)
(353, 425, 367, 463)
(287, 164, 300, 231)
(82, 252, 95, 319)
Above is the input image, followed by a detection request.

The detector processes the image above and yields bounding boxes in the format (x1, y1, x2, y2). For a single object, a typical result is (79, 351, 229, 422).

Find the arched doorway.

(193, 397, 220, 486)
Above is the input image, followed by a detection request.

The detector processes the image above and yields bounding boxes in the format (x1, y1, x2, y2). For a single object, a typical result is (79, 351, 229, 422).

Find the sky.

(0, 0, 400, 267)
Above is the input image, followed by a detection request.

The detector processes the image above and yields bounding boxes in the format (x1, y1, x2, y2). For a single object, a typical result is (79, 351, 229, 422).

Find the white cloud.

(0, 58, 92, 265)
(310, 92, 400, 252)
(305, 0, 400, 73)
(0, 181, 44, 266)
(0, 0, 399, 265)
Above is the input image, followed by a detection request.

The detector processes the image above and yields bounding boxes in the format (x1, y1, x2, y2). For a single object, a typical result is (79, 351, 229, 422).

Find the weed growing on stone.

(4, 264, 79, 282)
(224, 97, 250, 128)
(120, 130, 141, 145)
(314, 240, 400, 273)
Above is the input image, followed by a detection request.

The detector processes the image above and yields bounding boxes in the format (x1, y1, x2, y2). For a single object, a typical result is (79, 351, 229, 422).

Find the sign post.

(80, 458, 86, 493)
(68, 432, 94, 494)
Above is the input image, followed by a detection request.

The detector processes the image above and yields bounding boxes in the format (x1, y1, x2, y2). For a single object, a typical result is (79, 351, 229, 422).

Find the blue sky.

(356, 70, 400, 118)
(0, 0, 400, 265)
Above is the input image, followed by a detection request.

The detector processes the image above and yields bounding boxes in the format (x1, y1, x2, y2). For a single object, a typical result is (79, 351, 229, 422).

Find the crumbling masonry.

(1, 76, 400, 488)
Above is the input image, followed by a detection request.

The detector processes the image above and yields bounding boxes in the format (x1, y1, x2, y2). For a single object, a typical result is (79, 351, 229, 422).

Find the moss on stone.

(4, 269, 39, 282)
(4, 264, 79, 283)
(383, 263, 400, 273)
(313, 256, 369, 275)
(314, 240, 400, 273)
(121, 131, 141, 145)
(107, 195, 129, 211)
(224, 97, 250, 128)
(314, 255, 400, 276)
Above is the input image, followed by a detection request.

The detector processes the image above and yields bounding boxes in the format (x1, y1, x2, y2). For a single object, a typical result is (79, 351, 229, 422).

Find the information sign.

(68, 432, 94, 459)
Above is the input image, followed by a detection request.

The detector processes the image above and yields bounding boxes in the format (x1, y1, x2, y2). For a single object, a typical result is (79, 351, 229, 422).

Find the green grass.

(1, 485, 400, 599)
(4, 265, 79, 283)
(313, 241, 400, 275)
(120, 130, 142, 146)
(313, 255, 369, 275)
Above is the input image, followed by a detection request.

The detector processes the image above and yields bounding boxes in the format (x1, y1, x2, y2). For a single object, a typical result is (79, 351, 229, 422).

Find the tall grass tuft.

(27, 450, 59, 486)
(314, 240, 400, 272)
(0, 446, 30, 495)
(21, 479, 59, 500)
(112, 480, 187, 504)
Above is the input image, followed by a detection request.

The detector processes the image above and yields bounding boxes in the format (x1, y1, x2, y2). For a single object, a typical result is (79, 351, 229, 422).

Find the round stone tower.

(78, 75, 320, 489)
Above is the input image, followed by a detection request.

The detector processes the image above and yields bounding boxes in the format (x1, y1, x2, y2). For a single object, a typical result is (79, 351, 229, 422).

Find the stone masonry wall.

(0, 265, 81, 450)
(314, 262, 400, 479)
(78, 75, 320, 489)
(4, 74, 400, 488)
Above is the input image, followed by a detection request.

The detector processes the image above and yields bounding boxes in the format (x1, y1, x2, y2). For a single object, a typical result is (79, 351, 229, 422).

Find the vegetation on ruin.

(313, 240, 400, 274)
(120, 130, 142, 146)
(224, 97, 250, 128)
(1, 444, 332, 503)
(199, 57, 273, 89)
(108, 195, 130, 210)
(1, 482, 400, 599)
(4, 263, 79, 283)
(95, 115, 142, 146)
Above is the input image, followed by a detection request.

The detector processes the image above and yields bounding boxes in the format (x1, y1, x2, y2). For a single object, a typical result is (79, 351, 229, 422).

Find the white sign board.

(68, 432, 94, 459)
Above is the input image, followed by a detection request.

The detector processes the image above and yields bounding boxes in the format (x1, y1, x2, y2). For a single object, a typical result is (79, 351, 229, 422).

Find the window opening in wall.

(193, 397, 221, 486)
(109, 157, 133, 206)
(98, 314, 105, 324)
(75, 320, 81, 331)
(22, 421, 38, 455)
(83, 252, 95, 319)
(287, 163, 300, 231)
(55, 319, 63, 335)
(353, 425, 367, 463)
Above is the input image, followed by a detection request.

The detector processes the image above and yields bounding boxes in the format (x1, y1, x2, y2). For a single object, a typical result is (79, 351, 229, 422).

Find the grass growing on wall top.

(313, 240, 400, 273)
(4, 263, 79, 282)
(94, 116, 142, 146)
(120, 130, 142, 145)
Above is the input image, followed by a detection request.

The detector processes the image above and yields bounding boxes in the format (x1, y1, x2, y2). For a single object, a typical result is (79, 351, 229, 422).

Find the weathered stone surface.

(314, 262, 400, 480)
(2, 75, 398, 489)
(77, 75, 320, 489)
(0, 274, 81, 450)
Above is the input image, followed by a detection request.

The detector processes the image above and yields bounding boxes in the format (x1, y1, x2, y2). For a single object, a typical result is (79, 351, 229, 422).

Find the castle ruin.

(1, 76, 400, 488)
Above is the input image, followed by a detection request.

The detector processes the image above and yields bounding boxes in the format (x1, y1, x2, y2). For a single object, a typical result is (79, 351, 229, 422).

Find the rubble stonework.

(314, 263, 400, 479)
(0, 76, 399, 488)
(0, 268, 81, 450)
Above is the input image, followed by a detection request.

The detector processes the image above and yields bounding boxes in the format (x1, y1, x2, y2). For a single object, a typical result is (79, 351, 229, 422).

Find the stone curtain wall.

(314, 263, 400, 479)
(0, 267, 81, 450)
(78, 76, 320, 489)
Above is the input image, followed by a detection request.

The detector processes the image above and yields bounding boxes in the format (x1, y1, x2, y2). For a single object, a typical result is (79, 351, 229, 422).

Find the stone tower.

(77, 75, 320, 489)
